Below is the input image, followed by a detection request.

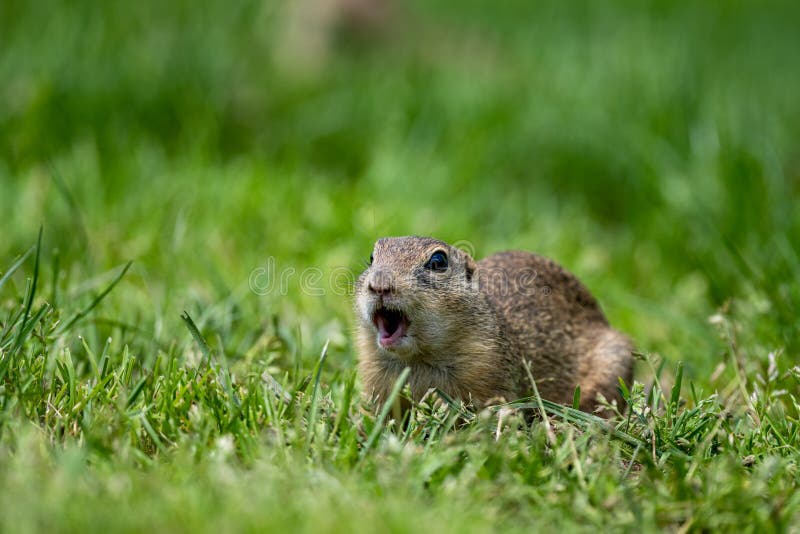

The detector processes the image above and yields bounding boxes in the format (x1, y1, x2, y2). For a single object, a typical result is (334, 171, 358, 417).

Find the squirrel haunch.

(354, 236, 633, 414)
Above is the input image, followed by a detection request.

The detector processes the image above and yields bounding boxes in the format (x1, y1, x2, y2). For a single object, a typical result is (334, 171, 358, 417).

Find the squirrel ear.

(464, 255, 477, 282)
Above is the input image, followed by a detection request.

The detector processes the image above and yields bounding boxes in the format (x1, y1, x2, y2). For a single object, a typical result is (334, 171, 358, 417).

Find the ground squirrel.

(354, 236, 633, 414)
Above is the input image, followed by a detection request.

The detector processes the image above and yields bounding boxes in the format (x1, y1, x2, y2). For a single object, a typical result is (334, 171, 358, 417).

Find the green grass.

(1, 0, 799, 531)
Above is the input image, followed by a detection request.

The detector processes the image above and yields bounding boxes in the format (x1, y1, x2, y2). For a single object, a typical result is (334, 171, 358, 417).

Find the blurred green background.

(1, 0, 798, 381)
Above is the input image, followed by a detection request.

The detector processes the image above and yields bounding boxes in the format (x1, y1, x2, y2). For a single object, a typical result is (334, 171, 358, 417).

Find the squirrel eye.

(425, 251, 448, 271)
(369, 253, 374, 265)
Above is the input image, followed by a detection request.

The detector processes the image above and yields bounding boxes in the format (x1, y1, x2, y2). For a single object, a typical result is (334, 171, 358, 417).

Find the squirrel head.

(355, 236, 479, 361)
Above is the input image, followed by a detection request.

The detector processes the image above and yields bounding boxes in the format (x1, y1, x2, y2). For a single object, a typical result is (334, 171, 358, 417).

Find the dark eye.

(369, 253, 374, 265)
(425, 251, 448, 271)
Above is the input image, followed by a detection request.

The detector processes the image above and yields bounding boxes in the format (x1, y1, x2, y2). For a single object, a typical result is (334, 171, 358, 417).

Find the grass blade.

(0, 246, 34, 294)
(359, 367, 411, 465)
(12, 227, 43, 356)
(670, 362, 684, 416)
(305, 339, 330, 454)
(127, 377, 148, 408)
(180, 311, 212, 363)
(49, 163, 91, 256)
(57, 261, 133, 334)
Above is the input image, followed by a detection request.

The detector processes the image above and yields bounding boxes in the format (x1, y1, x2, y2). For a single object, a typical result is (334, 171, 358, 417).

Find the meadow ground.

(1, 0, 799, 531)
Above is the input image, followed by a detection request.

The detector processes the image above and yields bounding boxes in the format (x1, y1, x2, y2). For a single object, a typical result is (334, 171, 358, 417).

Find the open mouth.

(372, 306, 409, 348)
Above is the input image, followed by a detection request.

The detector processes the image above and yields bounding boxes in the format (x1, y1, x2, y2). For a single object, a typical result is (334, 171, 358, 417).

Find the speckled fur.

(354, 236, 633, 414)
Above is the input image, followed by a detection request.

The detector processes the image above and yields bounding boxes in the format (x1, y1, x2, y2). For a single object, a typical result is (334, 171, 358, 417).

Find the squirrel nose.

(368, 269, 396, 295)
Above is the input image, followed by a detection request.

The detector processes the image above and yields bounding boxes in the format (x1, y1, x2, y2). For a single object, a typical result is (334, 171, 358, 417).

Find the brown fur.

(354, 237, 634, 414)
